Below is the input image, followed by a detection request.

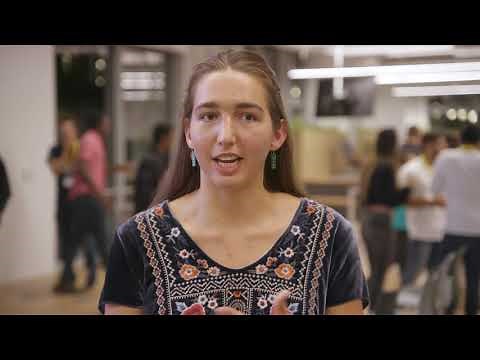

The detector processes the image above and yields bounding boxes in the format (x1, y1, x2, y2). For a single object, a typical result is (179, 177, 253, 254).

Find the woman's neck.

(191, 182, 279, 229)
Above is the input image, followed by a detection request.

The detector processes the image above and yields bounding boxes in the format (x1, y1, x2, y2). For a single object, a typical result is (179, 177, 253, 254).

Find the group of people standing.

(362, 124, 480, 315)
(48, 110, 172, 294)
(48, 112, 111, 292)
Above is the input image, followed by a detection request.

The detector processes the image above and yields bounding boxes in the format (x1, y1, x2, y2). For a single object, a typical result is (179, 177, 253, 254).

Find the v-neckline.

(163, 197, 306, 272)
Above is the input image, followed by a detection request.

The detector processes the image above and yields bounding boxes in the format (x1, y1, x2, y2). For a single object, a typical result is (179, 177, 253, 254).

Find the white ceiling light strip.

(287, 62, 480, 80)
(328, 45, 455, 58)
(376, 71, 480, 85)
(392, 85, 480, 97)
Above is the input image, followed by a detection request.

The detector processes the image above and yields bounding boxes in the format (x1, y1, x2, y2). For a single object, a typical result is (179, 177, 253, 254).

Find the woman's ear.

(271, 119, 288, 151)
(184, 118, 193, 149)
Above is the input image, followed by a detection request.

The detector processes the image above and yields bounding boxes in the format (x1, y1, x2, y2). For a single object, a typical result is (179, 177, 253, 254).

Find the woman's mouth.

(212, 155, 243, 174)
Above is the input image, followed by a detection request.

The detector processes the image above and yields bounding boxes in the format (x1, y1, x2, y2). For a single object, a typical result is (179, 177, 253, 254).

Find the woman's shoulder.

(302, 197, 342, 218)
(301, 197, 354, 239)
(294, 198, 358, 270)
(166, 193, 193, 216)
(116, 200, 172, 243)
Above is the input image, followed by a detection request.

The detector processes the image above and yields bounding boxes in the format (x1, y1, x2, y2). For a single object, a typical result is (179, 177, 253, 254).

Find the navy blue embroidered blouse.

(98, 198, 369, 315)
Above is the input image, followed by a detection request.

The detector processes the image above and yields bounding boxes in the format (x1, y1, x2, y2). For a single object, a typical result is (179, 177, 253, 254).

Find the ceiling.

(273, 45, 480, 62)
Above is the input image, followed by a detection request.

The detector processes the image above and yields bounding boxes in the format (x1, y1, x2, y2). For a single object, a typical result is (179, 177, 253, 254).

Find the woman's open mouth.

(212, 154, 243, 174)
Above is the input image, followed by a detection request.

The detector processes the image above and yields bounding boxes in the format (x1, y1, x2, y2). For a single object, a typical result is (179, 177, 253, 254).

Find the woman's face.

(185, 69, 287, 190)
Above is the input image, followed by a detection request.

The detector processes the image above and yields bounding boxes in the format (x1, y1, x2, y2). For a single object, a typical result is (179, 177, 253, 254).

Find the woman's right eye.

(199, 112, 218, 122)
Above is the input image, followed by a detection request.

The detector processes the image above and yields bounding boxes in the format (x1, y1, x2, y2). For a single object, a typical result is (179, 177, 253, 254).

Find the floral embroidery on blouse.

(266, 257, 277, 267)
(274, 263, 296, 280)
(139, 198, 337, 315)
(207, 298, 218, 309)
(257, 297, 268, 309)
(207, 266, 221, 277)
(196, 259, 209, 269)
(154, 206, 164, 218)
(198, 295, 208, 305)
(179, 264, 200, 281)
(255, 264, 268, 274)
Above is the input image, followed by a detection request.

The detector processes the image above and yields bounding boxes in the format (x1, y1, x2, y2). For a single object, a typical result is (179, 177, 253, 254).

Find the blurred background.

(1, 45, 480, 314)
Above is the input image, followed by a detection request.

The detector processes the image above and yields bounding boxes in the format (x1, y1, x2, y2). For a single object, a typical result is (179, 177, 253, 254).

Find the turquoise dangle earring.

(271, 151, 277, 170)
(191, 149, 197, 168)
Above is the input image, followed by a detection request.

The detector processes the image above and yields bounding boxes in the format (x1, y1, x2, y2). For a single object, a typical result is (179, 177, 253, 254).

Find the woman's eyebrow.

(235, 102, 265, 113)
(194, 101, 265, 113)
(195, 101, 219, 111)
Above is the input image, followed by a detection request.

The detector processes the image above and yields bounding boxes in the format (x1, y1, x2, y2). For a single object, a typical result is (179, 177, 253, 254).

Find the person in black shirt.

(361, 129, 410, 314)
(48, 116, 79, 264)
(48, 115, 98, 293)
(134, 124, 172, 213)
(0, 155, 11, 225)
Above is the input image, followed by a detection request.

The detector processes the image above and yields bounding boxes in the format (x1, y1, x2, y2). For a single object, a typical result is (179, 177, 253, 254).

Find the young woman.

(99, 50, 369, 315)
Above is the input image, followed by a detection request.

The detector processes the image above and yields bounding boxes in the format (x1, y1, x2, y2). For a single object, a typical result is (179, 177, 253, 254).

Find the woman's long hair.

(152, 50, 304, 205)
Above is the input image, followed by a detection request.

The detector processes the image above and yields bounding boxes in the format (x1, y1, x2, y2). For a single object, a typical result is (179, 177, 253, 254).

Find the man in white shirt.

(431, 125, 480, 315)
(398, 133, 446, 287)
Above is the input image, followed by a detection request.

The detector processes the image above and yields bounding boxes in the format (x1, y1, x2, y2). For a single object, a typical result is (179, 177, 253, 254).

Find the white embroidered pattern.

(299, 200, 325, 305)
(135, 211, 168, 315)
(136, 199, 336, 315)
(307, 207, 335, 315)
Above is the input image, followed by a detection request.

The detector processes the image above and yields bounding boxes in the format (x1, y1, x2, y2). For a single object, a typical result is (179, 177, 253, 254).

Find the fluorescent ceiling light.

(281, 45, 455, 58)
(376, 71, 480, 85)
(454, 48, 480, 58)
(336, 45, 454, 58)
(287, 62, 480, 80)
(392, 85, 480, 97)
(383, 46, 454, 58)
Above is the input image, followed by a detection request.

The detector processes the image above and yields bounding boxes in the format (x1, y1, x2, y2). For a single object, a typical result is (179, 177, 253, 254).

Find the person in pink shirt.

(54, 110, 111, 293)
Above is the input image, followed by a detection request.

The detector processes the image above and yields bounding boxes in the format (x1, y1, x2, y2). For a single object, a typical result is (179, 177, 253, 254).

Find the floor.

(0, 266, 106, 315)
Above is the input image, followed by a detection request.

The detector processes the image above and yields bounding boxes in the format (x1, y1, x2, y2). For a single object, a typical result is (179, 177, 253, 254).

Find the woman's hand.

(180, 303, 206, 315)
(214, 290, 292, 315)
(268, 290, 291, 315)
(180, 290, 292, 315)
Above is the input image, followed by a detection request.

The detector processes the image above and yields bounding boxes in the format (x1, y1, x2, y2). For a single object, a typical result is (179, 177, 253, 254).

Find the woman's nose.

(217, 116, 236, 146)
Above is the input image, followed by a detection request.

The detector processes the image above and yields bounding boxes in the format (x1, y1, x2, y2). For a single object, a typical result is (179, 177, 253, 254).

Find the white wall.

(0, 46, 57, 284)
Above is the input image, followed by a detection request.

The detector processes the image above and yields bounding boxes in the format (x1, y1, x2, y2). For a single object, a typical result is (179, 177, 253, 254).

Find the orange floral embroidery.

(179, 264, 200, 281)
(154, 206, 164, 218)
(274, 263, 295, 280)
(306, 204, 316, 216)
(233, 290, 242, 298)
(266, 257, 278, 267)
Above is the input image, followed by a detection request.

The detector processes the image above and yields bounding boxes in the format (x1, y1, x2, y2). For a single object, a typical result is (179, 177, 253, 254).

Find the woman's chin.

(208, 173, 251, 190)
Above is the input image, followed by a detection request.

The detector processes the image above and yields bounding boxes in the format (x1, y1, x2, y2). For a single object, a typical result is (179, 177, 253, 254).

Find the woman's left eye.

(240, 113, 257, 122)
